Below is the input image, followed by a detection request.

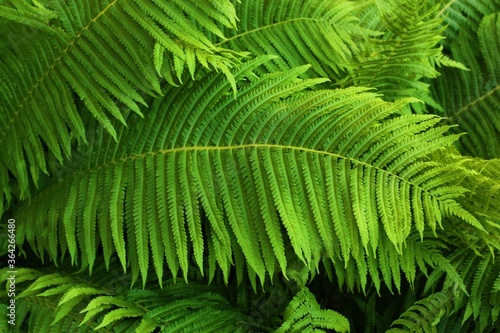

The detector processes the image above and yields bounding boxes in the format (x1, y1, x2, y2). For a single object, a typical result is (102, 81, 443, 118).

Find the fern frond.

(432, 0, 500, 47)
(12, 57, 483, 288)
(0, 262, 245, 333)
(0, 266, 108, 332)
(0, 0, 58, 36)
(327, 231, 465, 294)
(454, 249, 500, 331)
(431, 13, 500, 158)
(425, 244, 500, 331)
(343, 0, 453, 113)
(431, 151, 500, 225)
(0, 0, 242, 215)
(467, 254, 499, 325)
(274, 287, 349, 333)
(387, 290, 455, 333)
(210, 0, 374, 82)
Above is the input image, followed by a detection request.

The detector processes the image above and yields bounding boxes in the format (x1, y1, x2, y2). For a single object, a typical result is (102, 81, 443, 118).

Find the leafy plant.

(1, 0, 499, 332)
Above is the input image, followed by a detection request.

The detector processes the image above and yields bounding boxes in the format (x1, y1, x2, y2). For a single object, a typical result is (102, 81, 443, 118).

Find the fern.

(432, 151, 500, 225)
(1, 0, 500, 332)
(430, 12, 500, 158)
(274, 287, 349, 333)
(209, 0, 374, 82)
(0, 0, 244, 213)
(10, 56, 485, 290)
(422, 220, 500, 331)
(342, 0, 466, 114)
(431, 0, 500, 47)
(326, 232, 465, 295)
(439, 249, 500, 332)
(387, 290, 456, 333)
(0, 262, 246, 333)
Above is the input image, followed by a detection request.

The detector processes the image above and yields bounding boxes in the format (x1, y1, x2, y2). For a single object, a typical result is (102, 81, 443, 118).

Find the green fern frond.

(0, 263, 245, 333)
(274, 287, 349, 333)
(210, 0, 374, 82)
(1, 1, 500, 332)
(327, 231, 465, 294)
(0, 0, 243, 215)
(432, 0, 500, 47)
(425, 245, 500, 331)
(431, 12, 500, 158)
(455, 249, 500, 331)
(0, 266, 110, 332)
(0, 0, 58, 36)
(431, 151, 500, 225)
(343, 0, 453, 113)
(387, 290, 455, 333)
(12, 57, 483, 288)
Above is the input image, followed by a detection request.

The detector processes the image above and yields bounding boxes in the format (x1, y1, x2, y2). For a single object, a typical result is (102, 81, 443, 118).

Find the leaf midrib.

(445, 84, 500, 123)
(215, 17, 321, 47)
(435, 0, 458, 19)
(34, 143, 442, 205)
(363, 1, 429, 87)
(0, 0, 119, 141)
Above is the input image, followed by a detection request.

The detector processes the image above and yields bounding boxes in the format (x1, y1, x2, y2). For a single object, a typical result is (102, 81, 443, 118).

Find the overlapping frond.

(0, 0, 242, 215)
(431, 13, 500, 158)
(210, 0, 374, 82)
(431, 151, 500, 224)
(343, 0, 466, 113)
(431, 0, 500, 47)
(274, 287, 349, 333)
(446, 249, 500, 331)
(0, 263, 245, 333)
(11, 57, 484, 288)
(387, 290, 456, 332)
(1, 1, 500, 332)
(325, 232, 465, 295)
(422, 223, 500, 331)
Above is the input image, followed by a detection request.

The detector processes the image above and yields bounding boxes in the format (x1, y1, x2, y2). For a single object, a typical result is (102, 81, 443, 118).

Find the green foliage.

(430, 12, 500, 158)
(430, 0, 500, 47)
(387, 290, 456, 332)
(275, 287, 349, 333)
(0, 0, 244, 209)
(343, 0, 465, 114)
(13, 57, 481, 292)
(210, 0, 373, 82)
(1, 0, 500, 332)
(0, 261, 246, 332)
